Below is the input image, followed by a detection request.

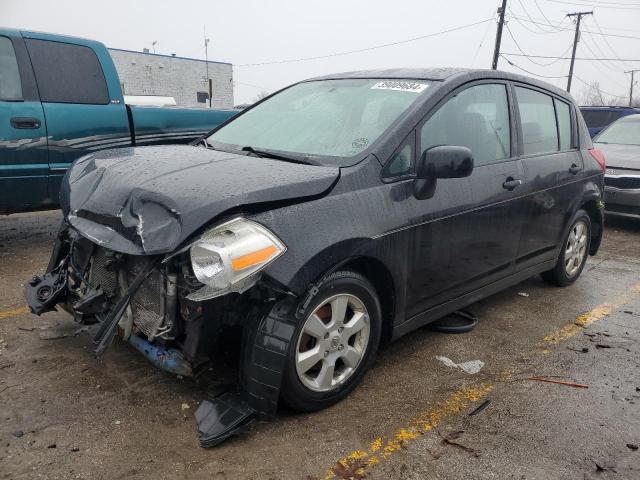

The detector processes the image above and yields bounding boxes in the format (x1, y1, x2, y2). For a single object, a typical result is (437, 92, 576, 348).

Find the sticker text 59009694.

(371, 80, 429, 93)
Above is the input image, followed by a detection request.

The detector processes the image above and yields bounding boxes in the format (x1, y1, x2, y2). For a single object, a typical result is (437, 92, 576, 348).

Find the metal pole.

(566, 11, 592, 93)
(625, 70, 639, 107)
(204, 26, 211, 108)
(491, 0, 508, 70)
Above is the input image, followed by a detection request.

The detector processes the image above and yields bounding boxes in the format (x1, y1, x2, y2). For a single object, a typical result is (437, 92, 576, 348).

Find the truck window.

(0, 36, 23, 101)
(25, 39, 109, 104)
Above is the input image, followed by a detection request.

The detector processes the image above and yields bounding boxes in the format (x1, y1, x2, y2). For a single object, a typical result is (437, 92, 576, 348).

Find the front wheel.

(542, 210, 591, 287)
(280, 271, 382, 412)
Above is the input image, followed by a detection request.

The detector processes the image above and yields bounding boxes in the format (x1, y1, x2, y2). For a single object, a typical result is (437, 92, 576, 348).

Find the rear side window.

(420, 84, 511, 167)
(516, 87, 558, 156)
(555, 99, 572, 150)
(25, 39, 109, 104)
(0, 36, 23, 101)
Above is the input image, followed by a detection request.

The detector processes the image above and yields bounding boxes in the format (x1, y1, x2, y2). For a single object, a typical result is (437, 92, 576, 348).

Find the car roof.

(305, 68, 573, 101)
(579, 105, 639, 110)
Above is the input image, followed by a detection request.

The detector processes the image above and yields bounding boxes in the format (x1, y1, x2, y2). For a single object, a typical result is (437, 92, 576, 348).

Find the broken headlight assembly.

(187, 218, 286, 301)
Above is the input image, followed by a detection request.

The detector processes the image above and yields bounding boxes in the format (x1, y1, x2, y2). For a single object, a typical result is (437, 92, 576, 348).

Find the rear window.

(581, 110, 611, 128)
(0, 36, 22, 101)
(25, 39, 109, 104)
(516, 87, 558, 156)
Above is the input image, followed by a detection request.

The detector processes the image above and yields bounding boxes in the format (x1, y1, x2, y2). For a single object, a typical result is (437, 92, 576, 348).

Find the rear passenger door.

(23, 34, 130, 202)
(0, 33, 49, 213)
(514, 85, 583, 269)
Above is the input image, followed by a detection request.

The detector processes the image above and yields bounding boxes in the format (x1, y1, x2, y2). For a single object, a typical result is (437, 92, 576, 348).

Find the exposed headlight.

(188, 218, 286, 301)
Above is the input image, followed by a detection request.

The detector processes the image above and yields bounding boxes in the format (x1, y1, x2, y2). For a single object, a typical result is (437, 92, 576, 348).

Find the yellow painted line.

(321, 281, 640, 479)
(543, 281, 640, 345)
(322, 383, 494, 480)
(0, 306, 29, 320)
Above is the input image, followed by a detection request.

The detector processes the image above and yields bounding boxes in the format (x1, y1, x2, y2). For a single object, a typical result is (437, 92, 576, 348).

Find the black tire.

(541, 209, 591, 287)
(280, 270, 382, 412)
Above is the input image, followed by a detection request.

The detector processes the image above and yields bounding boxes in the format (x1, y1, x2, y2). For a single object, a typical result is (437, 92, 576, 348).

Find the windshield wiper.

(240, 146, 316, 165)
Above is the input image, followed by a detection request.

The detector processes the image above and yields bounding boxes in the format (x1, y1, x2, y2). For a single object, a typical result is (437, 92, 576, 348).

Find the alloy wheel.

(564, 219, 588, 277)
(295, 294, 370, 392)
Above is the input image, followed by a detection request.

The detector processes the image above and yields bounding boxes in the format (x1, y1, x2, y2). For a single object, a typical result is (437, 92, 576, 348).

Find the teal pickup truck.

(0, 28, 237, 214)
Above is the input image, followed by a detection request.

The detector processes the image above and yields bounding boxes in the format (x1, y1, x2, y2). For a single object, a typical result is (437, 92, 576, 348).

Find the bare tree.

(578, 81, 614, 106)
(252, 91, 270, 102)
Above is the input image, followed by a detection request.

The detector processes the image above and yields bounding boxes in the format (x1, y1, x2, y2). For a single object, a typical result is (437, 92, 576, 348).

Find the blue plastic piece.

(127, 333, 193, 377)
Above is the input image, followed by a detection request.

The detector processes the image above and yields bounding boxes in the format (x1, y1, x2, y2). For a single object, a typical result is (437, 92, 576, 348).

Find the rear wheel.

(542, 210, 591, 287)
(280, 271, 382, 412)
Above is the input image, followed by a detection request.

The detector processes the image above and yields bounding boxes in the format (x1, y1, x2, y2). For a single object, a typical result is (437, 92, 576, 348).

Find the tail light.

(589, 148, 606, 172)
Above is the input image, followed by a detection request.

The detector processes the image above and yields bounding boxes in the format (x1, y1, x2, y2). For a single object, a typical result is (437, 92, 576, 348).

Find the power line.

(590, 16, 637, 70)
(500, 54, 568, 78)
(572, 74, 627, 98)
(507, 14, 640, 39)
(534, 0, 568, 29)
(544, 0, 640, 10)
(235, 18, 494, 67)
(505, 23, 572, 66)
(502, 52, 640, 61)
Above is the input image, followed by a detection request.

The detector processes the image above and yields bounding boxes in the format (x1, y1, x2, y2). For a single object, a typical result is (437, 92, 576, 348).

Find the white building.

(109, 48, 233, 109)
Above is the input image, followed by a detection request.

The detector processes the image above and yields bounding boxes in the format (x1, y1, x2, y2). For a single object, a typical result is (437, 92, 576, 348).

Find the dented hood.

(62, 145, 339, 254)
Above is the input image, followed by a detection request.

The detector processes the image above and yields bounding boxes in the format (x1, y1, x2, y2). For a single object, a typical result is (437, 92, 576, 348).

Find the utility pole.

(491, 0, 508, 70)
(625, 69, 639, 107)
(566, 11, 592, 93)
(204, 26, 211, 108)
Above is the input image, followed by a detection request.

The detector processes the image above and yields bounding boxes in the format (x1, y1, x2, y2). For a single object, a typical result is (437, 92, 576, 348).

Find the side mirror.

(413, 145, 474, 200)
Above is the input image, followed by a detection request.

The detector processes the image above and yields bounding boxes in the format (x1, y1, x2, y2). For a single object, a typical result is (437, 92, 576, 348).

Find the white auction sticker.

(371, 80, 429, 93)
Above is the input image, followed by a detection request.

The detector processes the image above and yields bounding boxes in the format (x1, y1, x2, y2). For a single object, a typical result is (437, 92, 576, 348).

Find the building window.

(197, 91, 209, 103)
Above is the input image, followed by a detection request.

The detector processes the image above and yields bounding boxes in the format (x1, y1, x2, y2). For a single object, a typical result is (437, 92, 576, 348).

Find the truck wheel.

(280, 271, 382, 412)
(542, 209, 591, 287)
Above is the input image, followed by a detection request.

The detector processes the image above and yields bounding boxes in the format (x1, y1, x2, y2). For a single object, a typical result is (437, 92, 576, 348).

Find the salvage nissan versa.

(26, 68, 606, 446)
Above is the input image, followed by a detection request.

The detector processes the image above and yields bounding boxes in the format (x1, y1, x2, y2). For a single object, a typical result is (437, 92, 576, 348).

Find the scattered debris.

(568, 347, 589, 353)
(47, 443, 56, 449)
(0, 361, 15, 370)
(435, 356, 485, 374)
(469, 399, 491, 416)
(71, 446, 80, 452)
(528, 376, 588, 389)
(623, 310, 634, 315)
(627, 443, 639, 451)
(39, 325, 88, 340)
(17, 326, 36, 332)
(114, 420, 121, 425)
(181, 403, 190, 411)
(517, 292, 530, 297)
(12, 430, 23, 438)
(331, 458, 368, 480)
(594, 462, 616, 473)
(595, 344, 612, 349)
(438, 430, 480, 457)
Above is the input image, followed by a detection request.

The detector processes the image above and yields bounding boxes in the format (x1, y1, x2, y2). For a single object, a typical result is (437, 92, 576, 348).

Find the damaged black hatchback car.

(27, 68, 605, 444)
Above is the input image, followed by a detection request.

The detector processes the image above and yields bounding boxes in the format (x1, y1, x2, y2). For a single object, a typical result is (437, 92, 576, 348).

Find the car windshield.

(595, 116, 640, 146)
(206, 78, 431, 160)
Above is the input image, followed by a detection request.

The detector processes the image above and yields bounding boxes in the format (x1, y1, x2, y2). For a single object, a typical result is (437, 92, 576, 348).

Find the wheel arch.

(579, 198, 604, 255)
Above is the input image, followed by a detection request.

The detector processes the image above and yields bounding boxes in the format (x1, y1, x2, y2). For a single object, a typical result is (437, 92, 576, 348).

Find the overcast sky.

(3, 0, 639, 104)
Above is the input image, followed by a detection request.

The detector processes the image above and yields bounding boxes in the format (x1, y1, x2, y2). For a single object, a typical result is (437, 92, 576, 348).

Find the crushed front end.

(26, 219, 299, 446)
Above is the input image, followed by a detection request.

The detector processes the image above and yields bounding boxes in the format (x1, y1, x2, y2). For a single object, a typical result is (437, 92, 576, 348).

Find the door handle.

(10, 117, 41, 129)
(502, 177, 523, 190)
(569, 163, 582, 174)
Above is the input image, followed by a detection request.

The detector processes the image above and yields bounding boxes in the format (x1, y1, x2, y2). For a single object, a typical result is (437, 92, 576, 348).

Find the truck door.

(0, 34, 49, 213)
(23, 34, 130, 203)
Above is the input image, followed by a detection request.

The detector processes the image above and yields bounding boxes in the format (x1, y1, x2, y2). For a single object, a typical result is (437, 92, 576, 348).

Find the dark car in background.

(595, 114, 640, 217)
(26, 68, 605, 446)
(580, 106, 640, 138)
